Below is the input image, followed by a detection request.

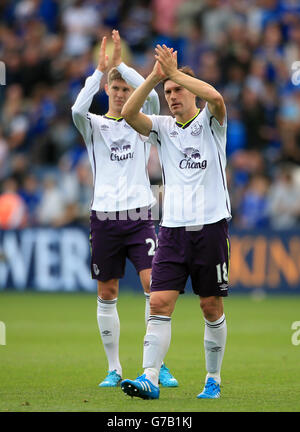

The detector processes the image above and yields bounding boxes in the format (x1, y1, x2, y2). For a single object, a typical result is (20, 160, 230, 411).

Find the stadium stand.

(0, 0, 300, 230)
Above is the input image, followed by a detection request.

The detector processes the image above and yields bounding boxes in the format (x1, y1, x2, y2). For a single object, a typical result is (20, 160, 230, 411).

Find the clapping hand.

(111, 29, 122, 67)
(154, 44, 178, 79)
(97, 36, 109, 72)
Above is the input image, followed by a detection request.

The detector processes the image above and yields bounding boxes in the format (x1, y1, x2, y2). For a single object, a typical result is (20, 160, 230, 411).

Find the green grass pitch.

(0, 291, 299, 412)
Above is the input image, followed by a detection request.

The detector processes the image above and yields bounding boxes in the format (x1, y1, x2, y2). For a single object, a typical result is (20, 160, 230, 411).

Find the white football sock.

(144, 295, 165, 368)
(143, 315, 171, 386)
(97, 296, 122, 376)
(204, 313, 227, 385)
(144, 292, 150, 328)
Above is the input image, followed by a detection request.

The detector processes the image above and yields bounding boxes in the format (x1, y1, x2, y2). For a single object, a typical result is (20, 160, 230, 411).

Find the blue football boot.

(159, 364, 178, 387)
(121, 374, 160, 400)
(98, 370, 122, 387)
(197, 377, 221, 399)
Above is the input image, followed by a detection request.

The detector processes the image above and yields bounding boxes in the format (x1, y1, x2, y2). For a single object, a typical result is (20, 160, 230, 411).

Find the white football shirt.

(148, 104, 231, 227)
(71, 64, 159, 211)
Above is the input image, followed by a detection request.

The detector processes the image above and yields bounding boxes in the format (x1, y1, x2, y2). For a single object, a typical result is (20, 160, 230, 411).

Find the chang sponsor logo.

(110, 152, 134, 161)
(179, 159, 207, 169)
(179, 147, 207, 169)
(110, 140, 134, 161)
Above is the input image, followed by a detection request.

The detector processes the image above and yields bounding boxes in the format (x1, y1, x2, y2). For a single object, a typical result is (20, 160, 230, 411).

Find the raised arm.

(155, 44, 226, 125)
(71, 36, 108, 139)
(111, 30, 160, 115)
(121, 61, 166, 136)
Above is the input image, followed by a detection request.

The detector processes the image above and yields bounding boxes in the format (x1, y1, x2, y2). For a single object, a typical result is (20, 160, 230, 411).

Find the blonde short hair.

(107, 67, 125, 85)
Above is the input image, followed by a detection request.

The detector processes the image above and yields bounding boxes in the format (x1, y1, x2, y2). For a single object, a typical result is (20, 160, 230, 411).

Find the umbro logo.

(170, 130, 178, 137)
(102, 330, 112, 336)
(209, 346, 222, 352)
(219, 283, 228, 290)
(100, 125, 109, 131)
(144, 341, 150, 346)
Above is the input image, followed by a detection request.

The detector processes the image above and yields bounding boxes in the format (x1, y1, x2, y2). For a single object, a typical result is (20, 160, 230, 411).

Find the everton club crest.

(191, 121, 203, 136)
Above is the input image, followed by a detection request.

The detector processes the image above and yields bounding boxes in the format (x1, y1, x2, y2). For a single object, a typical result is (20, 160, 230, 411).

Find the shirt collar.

(175, 109, 201, 129)
(103, 114, 123, 122)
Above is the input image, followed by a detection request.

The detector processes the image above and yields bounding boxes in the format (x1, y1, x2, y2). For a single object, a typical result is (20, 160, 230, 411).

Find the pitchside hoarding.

(0, 227, 300, 293)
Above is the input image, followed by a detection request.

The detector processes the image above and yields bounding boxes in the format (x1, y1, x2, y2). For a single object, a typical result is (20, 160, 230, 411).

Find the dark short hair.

(163, 66, 196, 87)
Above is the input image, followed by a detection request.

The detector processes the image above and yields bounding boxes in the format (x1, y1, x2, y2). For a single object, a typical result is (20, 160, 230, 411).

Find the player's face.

(106, 80, 134, 113)
(164, 80, 196, 117)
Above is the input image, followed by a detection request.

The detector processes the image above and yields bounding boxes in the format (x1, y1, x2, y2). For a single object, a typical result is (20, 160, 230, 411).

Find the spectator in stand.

(151, 0, 186, 37)
(0, 129, 9, 181)
(0, 177, 27, 229)
(198, 50, 222, 89)
(75, 155, 93, 223)
(119, 0, 153, 58)
(237, 174, 270, 229)
(19, 173, 41, 226)
(1, 85, 29, 152)
(37, 0, 59, 33)
(62, 0, 100, 57)
(226, 107, 247, 159)
(284, 17, 300, 69)
(268, 165, 300, 229)
(20, 42, 53, 97)
(255, 21, 284, 84)
(240, 84, 268, 152)
(36, 175, 66, 226)
(278, 89, 300, 164)
(180, 22, 212, 74)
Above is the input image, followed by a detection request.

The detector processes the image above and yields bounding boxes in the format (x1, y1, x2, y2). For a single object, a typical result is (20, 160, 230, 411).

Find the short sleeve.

(147, 114, 161, 147)
(203, 103, 227, 136)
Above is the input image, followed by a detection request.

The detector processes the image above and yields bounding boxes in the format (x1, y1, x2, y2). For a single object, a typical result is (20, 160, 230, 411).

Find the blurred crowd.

(1, 0, 300, 230)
